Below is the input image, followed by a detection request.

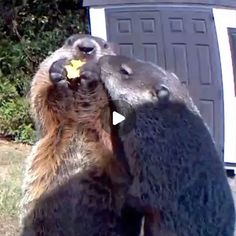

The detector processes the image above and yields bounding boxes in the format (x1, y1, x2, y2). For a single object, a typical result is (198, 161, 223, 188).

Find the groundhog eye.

(103, 43, 109, 49)
(120, 64, 133, 76)
(156, 85, 170, 101)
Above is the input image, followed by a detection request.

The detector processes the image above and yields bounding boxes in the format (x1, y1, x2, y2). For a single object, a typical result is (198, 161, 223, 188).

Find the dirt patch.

(0, 216, 20, 236)
(0, 139, 31, 153)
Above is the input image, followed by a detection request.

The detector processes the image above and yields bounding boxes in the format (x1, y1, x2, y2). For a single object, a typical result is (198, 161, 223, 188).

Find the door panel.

(106, 7, 224, 157)
(161, 9, 223, 154)
(107, 10, 166, 67)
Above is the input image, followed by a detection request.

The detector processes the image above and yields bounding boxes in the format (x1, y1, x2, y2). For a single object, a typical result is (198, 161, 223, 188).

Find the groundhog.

(96, 55, 235, 236)
(19, 35, 141, 236)
(30, 33, 115, 138)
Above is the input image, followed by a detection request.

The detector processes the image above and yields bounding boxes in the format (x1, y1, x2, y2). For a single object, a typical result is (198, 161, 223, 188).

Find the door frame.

(88, 5, 227, 164)
(213, 8, 236, 167)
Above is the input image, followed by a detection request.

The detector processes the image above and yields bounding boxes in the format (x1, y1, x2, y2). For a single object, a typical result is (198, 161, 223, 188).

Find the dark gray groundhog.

(19, 35, 142, 236)
(95, 54, 235, 236)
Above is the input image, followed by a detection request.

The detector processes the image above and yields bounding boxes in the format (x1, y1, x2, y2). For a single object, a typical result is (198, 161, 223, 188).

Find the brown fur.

(19, 35, 134, 236)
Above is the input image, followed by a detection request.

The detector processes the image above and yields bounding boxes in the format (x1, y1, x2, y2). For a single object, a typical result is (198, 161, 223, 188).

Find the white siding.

(89, 7, 107, 40)
(213, 8, 236, 165)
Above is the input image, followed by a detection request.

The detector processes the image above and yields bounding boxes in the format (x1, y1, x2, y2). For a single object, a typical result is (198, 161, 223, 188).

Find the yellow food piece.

(64, 65, 80, 79)
(71, 59, 86, 69)
(65, 59, 86, 79)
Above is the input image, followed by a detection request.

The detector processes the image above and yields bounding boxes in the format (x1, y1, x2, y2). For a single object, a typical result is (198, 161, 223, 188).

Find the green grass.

(0, 146, 26, 218)
(0, 162, 23, 217)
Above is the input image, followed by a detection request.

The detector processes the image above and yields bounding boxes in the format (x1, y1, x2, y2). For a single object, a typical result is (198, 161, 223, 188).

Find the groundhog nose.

(77, 39, 95, 54)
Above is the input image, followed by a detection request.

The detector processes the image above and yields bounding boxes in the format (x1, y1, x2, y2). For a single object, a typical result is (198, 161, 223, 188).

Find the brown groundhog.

(19, 35, 141, 236)
(30, 34, 115, 138)
(96, 55, 235, 236)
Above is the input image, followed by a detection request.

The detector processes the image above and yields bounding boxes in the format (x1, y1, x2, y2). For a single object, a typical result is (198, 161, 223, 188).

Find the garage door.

(106, 7, 224, 158)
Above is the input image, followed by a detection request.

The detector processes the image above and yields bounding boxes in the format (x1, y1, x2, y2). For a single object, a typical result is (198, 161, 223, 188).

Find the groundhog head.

(98, 55, 171, 105)
(63, 34, 116, 61)
(49, 34, 117, 89)
(98, 55, 193, 108)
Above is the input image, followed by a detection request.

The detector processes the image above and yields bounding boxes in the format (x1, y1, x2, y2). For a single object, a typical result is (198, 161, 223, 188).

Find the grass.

(0, 141, 30, 236)
(0, 165, 23, 217)
(0, 149, 24, 217)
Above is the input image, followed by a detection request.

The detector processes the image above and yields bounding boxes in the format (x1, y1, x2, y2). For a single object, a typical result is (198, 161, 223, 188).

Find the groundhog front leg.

(78, 62, 144, 236)
(30, 58, 74, 136)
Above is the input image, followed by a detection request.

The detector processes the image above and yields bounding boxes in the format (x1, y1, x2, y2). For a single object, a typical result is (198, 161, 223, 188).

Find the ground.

(0, 140, 235, 236)
(0, 140, 31, 236)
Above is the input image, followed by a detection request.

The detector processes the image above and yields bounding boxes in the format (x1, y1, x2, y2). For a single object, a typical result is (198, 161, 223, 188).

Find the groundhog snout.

(76, 39, 95, 55)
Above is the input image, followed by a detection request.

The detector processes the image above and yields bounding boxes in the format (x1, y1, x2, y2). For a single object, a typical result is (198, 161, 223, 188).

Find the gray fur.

(98, 55, 235, 236)
(19, 36, 133, 236)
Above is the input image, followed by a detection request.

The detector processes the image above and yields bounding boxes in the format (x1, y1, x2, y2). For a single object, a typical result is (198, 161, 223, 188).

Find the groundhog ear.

(120, 64, 133, 75)
(155, 84, 170, 101)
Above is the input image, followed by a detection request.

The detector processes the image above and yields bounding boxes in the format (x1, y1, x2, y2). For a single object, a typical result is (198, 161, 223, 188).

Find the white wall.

(89, 8, 107, 40)
(213, 8, 236, 165)
(89, 7, 236, 165)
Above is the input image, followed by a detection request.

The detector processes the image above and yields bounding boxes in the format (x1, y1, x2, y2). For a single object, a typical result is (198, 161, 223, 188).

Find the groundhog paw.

(49, 58, 69, 84)
(79, 62, 100, 88)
